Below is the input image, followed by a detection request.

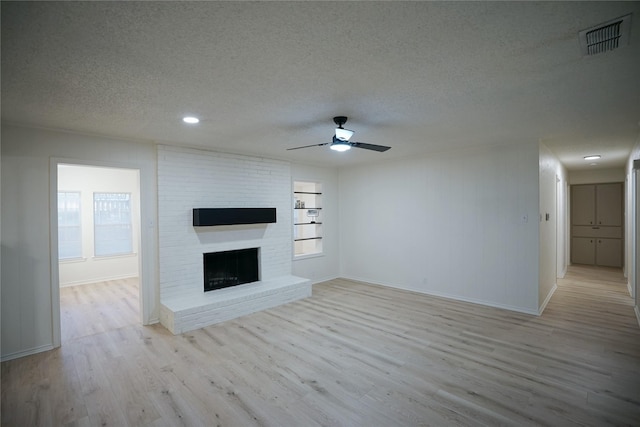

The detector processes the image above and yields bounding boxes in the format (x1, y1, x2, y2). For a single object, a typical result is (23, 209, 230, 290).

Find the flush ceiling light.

(183, 116, 200, 124)
(584, 155, 601, 160)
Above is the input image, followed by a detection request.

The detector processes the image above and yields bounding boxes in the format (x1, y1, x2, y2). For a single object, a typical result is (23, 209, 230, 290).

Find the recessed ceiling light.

(584, 155, 601, 160)
(183, 116, 199, 124)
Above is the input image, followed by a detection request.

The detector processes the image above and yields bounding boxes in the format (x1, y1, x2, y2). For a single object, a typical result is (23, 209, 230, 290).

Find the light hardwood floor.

(2, 266, 639, 426)
(59, 278, 140, 343)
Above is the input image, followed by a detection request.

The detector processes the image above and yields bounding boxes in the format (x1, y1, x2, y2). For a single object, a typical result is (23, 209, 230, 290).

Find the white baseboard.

(558, 265, 567, 279)
(308, 274, 339, 286)
(538, 283, 557, 315)
(628, 281, 633, 297)
(145, 317, 160, 326)
(1, 343, 55, 362)
(340, 275, 540, 316)
(60, 274, 138, 287)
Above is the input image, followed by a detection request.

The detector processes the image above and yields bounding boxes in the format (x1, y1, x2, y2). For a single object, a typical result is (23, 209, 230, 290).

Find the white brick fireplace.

(157, 145, 310, 334)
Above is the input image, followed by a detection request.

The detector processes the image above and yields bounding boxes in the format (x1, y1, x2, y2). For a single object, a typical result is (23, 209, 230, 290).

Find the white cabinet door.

(571, 182, 623, 266)
(571, 185, 596, 225)
(596, 183, 622, 226)
(596, 238, 623, 267)
(571, 237, 595, 265)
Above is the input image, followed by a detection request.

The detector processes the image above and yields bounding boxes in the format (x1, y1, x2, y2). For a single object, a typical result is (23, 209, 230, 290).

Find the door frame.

(50, 158, 148, 347)
(634, 163, 640, 323)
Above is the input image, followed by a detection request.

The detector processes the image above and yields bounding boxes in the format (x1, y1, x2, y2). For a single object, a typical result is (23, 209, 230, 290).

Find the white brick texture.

(157, 145, 293, 301)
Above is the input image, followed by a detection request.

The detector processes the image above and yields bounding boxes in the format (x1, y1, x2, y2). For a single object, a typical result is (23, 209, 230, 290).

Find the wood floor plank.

(59, 278, 139, 343)
(2, 266, 640, 426)
(71, 336, 130, 427)
(46, 346, 88, 425)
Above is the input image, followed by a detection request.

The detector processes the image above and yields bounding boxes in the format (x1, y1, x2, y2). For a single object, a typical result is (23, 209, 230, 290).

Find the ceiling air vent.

(579, 14, 632, 56)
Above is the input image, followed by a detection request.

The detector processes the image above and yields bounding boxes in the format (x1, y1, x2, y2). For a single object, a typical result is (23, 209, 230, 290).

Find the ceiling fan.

(287, 116, 391, 153)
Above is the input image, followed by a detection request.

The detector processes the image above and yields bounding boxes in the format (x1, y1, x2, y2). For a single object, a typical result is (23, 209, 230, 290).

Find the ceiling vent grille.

(579, 14, 632, 56)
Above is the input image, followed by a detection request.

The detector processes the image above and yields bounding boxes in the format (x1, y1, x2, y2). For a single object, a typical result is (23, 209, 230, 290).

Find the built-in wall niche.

(293, 181, 322, 257)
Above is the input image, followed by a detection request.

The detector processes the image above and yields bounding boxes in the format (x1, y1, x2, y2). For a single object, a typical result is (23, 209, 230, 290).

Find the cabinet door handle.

(592, 226, 600, 229)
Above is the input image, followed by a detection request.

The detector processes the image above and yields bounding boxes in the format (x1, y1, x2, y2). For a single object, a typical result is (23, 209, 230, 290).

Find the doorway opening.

(56, 164, 142, 343)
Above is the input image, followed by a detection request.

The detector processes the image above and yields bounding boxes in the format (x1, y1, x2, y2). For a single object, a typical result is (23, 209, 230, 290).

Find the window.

(58, 192, 82, 260)
(93, 192, 133, 257)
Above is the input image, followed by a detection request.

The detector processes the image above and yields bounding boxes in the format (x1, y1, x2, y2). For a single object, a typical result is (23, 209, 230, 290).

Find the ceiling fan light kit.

(335, 127, 354, 141)
(287, 116, 391, 153)
(330, 140, 351, 151)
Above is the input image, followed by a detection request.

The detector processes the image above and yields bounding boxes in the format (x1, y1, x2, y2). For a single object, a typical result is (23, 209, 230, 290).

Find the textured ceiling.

(2, 1, 640, 170)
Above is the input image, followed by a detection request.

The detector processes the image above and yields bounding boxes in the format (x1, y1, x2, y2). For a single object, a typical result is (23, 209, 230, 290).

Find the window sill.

(293, 252, 324, 261)
(59, 257, 87, 264)
(93, 252, 138, 260)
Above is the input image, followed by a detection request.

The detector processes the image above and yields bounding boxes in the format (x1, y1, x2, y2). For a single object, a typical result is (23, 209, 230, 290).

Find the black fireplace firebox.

(203, 248, 259, 292)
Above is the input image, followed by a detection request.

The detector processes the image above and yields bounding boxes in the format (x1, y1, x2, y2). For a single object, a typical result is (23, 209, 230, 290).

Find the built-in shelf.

(294, 181, 323, 257)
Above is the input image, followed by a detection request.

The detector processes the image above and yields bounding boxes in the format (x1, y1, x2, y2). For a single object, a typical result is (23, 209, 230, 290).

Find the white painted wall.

(291, 163, 340, 284)
(58, 165, 140, 286)
(1, 124, 159, 361)
(339, 142, 540, 314)
(569, 168, 625, 185)
(157, 145, 292, 301)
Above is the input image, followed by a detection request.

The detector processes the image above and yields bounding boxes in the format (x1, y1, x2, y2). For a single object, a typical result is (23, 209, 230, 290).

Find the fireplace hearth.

(203, 248, 259, 292)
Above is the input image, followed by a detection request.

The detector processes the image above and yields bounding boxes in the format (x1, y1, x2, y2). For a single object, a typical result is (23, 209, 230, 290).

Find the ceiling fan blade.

(286, 143, 329, 151)
(350, 142, 391, 152)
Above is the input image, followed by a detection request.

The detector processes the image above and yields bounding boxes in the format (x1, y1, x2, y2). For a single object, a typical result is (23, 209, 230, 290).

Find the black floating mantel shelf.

(193, 208, 276, 227)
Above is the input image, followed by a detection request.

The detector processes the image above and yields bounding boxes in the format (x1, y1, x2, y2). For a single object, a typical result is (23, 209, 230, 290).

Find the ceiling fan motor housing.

(333, 116, 348, 128)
